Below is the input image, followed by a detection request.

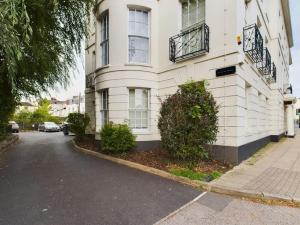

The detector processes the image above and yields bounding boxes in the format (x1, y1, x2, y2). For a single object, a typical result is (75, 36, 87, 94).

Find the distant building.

(16, 102, 38, 112)
(294, 99, 300, 122)
(50, 96, 85, 118)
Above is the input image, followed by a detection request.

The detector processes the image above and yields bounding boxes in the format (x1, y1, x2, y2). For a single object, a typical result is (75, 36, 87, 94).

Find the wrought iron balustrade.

(257, 48, 272, 75)
(86, 74, 95, 89)
(243, 24, 264, 63)
(169, 23, 209, 63)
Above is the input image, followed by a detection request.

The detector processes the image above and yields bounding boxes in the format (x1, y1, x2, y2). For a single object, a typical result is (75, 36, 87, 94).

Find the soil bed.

(75, 138, 232, 181)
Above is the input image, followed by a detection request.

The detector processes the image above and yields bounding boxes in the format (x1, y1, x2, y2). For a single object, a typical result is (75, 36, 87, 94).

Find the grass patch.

(169, 168, 222, 182)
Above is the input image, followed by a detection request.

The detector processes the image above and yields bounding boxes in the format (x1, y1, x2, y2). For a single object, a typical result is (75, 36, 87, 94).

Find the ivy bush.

(100, 123, 136, 154)
(67, 113, 90, 139)
(158, 81, 219, 161)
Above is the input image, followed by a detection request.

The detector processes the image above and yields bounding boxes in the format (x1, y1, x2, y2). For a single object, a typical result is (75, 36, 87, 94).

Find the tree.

(14, 109, 32, 130)
(0, 0, 95, 137)
(158, 81, 219, 161)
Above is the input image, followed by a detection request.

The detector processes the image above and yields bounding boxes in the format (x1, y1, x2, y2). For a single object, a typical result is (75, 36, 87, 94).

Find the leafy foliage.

(67, 113, 90, 138)
(169, 168, 222, 182)
(14, 99, 63, 130)
(158, 81, 219, 161)
(100, 123, 136, 154)
(0, 0, 95, 136)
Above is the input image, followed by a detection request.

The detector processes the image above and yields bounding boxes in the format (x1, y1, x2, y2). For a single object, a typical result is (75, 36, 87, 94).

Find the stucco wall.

(85, 0, 292, 149)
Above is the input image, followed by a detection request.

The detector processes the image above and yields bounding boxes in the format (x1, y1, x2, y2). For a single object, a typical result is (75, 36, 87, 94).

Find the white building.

(16, 102, 38, 113)
(85, 0, 295, 164)
(51, 96, 85, 118)
(294, 98, 300, 122)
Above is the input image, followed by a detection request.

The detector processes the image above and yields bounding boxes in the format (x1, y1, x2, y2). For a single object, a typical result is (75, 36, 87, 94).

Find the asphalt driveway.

(0, 132, 200, 225)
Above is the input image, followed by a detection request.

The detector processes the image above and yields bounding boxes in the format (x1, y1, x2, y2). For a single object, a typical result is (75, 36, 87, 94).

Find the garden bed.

(75, 138, 232, 182)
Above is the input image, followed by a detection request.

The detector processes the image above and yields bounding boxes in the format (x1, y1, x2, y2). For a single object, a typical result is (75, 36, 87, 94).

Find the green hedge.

(100, 123, 136, 154)
(158, 81, 219, 161)
(67, 113, 90, 139)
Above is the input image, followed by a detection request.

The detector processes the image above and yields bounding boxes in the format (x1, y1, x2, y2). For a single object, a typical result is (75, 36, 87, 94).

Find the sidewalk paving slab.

(210, 129, 300, 203)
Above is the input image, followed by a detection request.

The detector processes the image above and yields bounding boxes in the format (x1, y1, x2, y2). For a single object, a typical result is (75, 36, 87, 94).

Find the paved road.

(0, 132, 200, 225)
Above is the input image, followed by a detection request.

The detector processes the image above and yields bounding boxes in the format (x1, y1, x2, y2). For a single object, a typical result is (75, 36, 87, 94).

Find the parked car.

(38, 122, 60, 132)
(61, 122, 75, 136)
(8, 121, 19, 133)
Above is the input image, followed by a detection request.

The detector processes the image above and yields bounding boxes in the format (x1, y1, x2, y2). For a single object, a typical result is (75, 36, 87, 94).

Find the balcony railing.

(243, 24, 264, 63)
(266, 63, 276, 84)
(169, 23, 209, 63)
(257, 48, 272, 75)
(86, 74, 95, 89)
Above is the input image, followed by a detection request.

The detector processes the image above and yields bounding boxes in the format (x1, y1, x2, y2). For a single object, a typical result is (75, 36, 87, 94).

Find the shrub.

(67, 113, 90, 139)
(100, 123, 136, 154)
(158, 81, 219, 161)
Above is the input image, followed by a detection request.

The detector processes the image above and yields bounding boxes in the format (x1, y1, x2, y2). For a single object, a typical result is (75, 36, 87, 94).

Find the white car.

(8, 121, 19, 133)
(38, 122, 60, 132)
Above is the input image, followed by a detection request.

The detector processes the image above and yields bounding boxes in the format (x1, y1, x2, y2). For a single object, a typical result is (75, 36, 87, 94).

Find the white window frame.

(100, 89, 109, 127)
(100, 11, 109, 66)
(128, 88, 150, 131)
(128, 9, 150, 64)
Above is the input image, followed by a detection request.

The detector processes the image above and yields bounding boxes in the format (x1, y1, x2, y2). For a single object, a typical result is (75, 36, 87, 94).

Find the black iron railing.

(243, 24, 264, 63)
(169, 23, 209, 62)
(257, 48, 272, 75)
(86, 74, 95, 88)
(266, 63, 276, 83)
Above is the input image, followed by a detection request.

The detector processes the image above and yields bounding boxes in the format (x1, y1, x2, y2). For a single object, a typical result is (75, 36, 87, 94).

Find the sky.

(289, 0, 300, 98)
(51, 0, 300, 100)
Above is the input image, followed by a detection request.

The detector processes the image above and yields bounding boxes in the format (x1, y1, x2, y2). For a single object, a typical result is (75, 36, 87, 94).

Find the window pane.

(198, 0, 205, 22)
(182, 2, 189, 28)
(128, 37, 149, 63)
(142, 118, 148, 128)
(129, 89, 135, 108)
(142, 11, 148, 24)
(142, 90, 148, 108)
(128, 9, 149, 64)
(135, 89, 143, 109)
(128, 89, 149, 129)
(142, 111, 148, 119)
(101, 13, 109, 66)
(129, 21, 135, 35)
(129, 10, 135, 22)
(189, 0, 197, 25)
(129, 110, 135, 128)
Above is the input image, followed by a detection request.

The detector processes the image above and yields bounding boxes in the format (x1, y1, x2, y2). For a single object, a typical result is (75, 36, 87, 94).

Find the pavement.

(211, 129, 300, 202)
(156, 192, 300, 225)
(0, 132, 200, 225)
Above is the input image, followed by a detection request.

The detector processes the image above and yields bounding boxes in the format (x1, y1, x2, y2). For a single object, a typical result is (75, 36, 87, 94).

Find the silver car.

(38, 122, 60, 132)
(8, 121, 19, 133)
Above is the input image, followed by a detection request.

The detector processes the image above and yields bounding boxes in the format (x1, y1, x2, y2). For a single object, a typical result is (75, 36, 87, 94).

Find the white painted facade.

(50, 96, 85, 118)
(85, 0, 294, 162)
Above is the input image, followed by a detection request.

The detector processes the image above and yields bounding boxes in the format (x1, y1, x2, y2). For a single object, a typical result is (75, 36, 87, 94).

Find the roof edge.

(282, 0, 294, 48)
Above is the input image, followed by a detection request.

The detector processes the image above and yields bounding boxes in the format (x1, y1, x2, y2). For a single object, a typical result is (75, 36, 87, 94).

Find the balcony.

(243, 24, 264, 63)
(169, 22, 209, 63)
(86, 74, 95, 89)
(257, 48, 272, 75)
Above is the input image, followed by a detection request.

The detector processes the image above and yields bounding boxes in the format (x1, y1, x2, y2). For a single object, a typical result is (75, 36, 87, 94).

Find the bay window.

(129, 89, 150, 129)
(128, 9, 150, 64)
(100, 11, 109, 66)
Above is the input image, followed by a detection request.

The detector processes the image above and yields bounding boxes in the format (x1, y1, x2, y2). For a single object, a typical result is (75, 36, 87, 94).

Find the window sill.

(132, 129, 152, 135)
(95, 64, 111, 72)
(124, 63, 152, 68)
